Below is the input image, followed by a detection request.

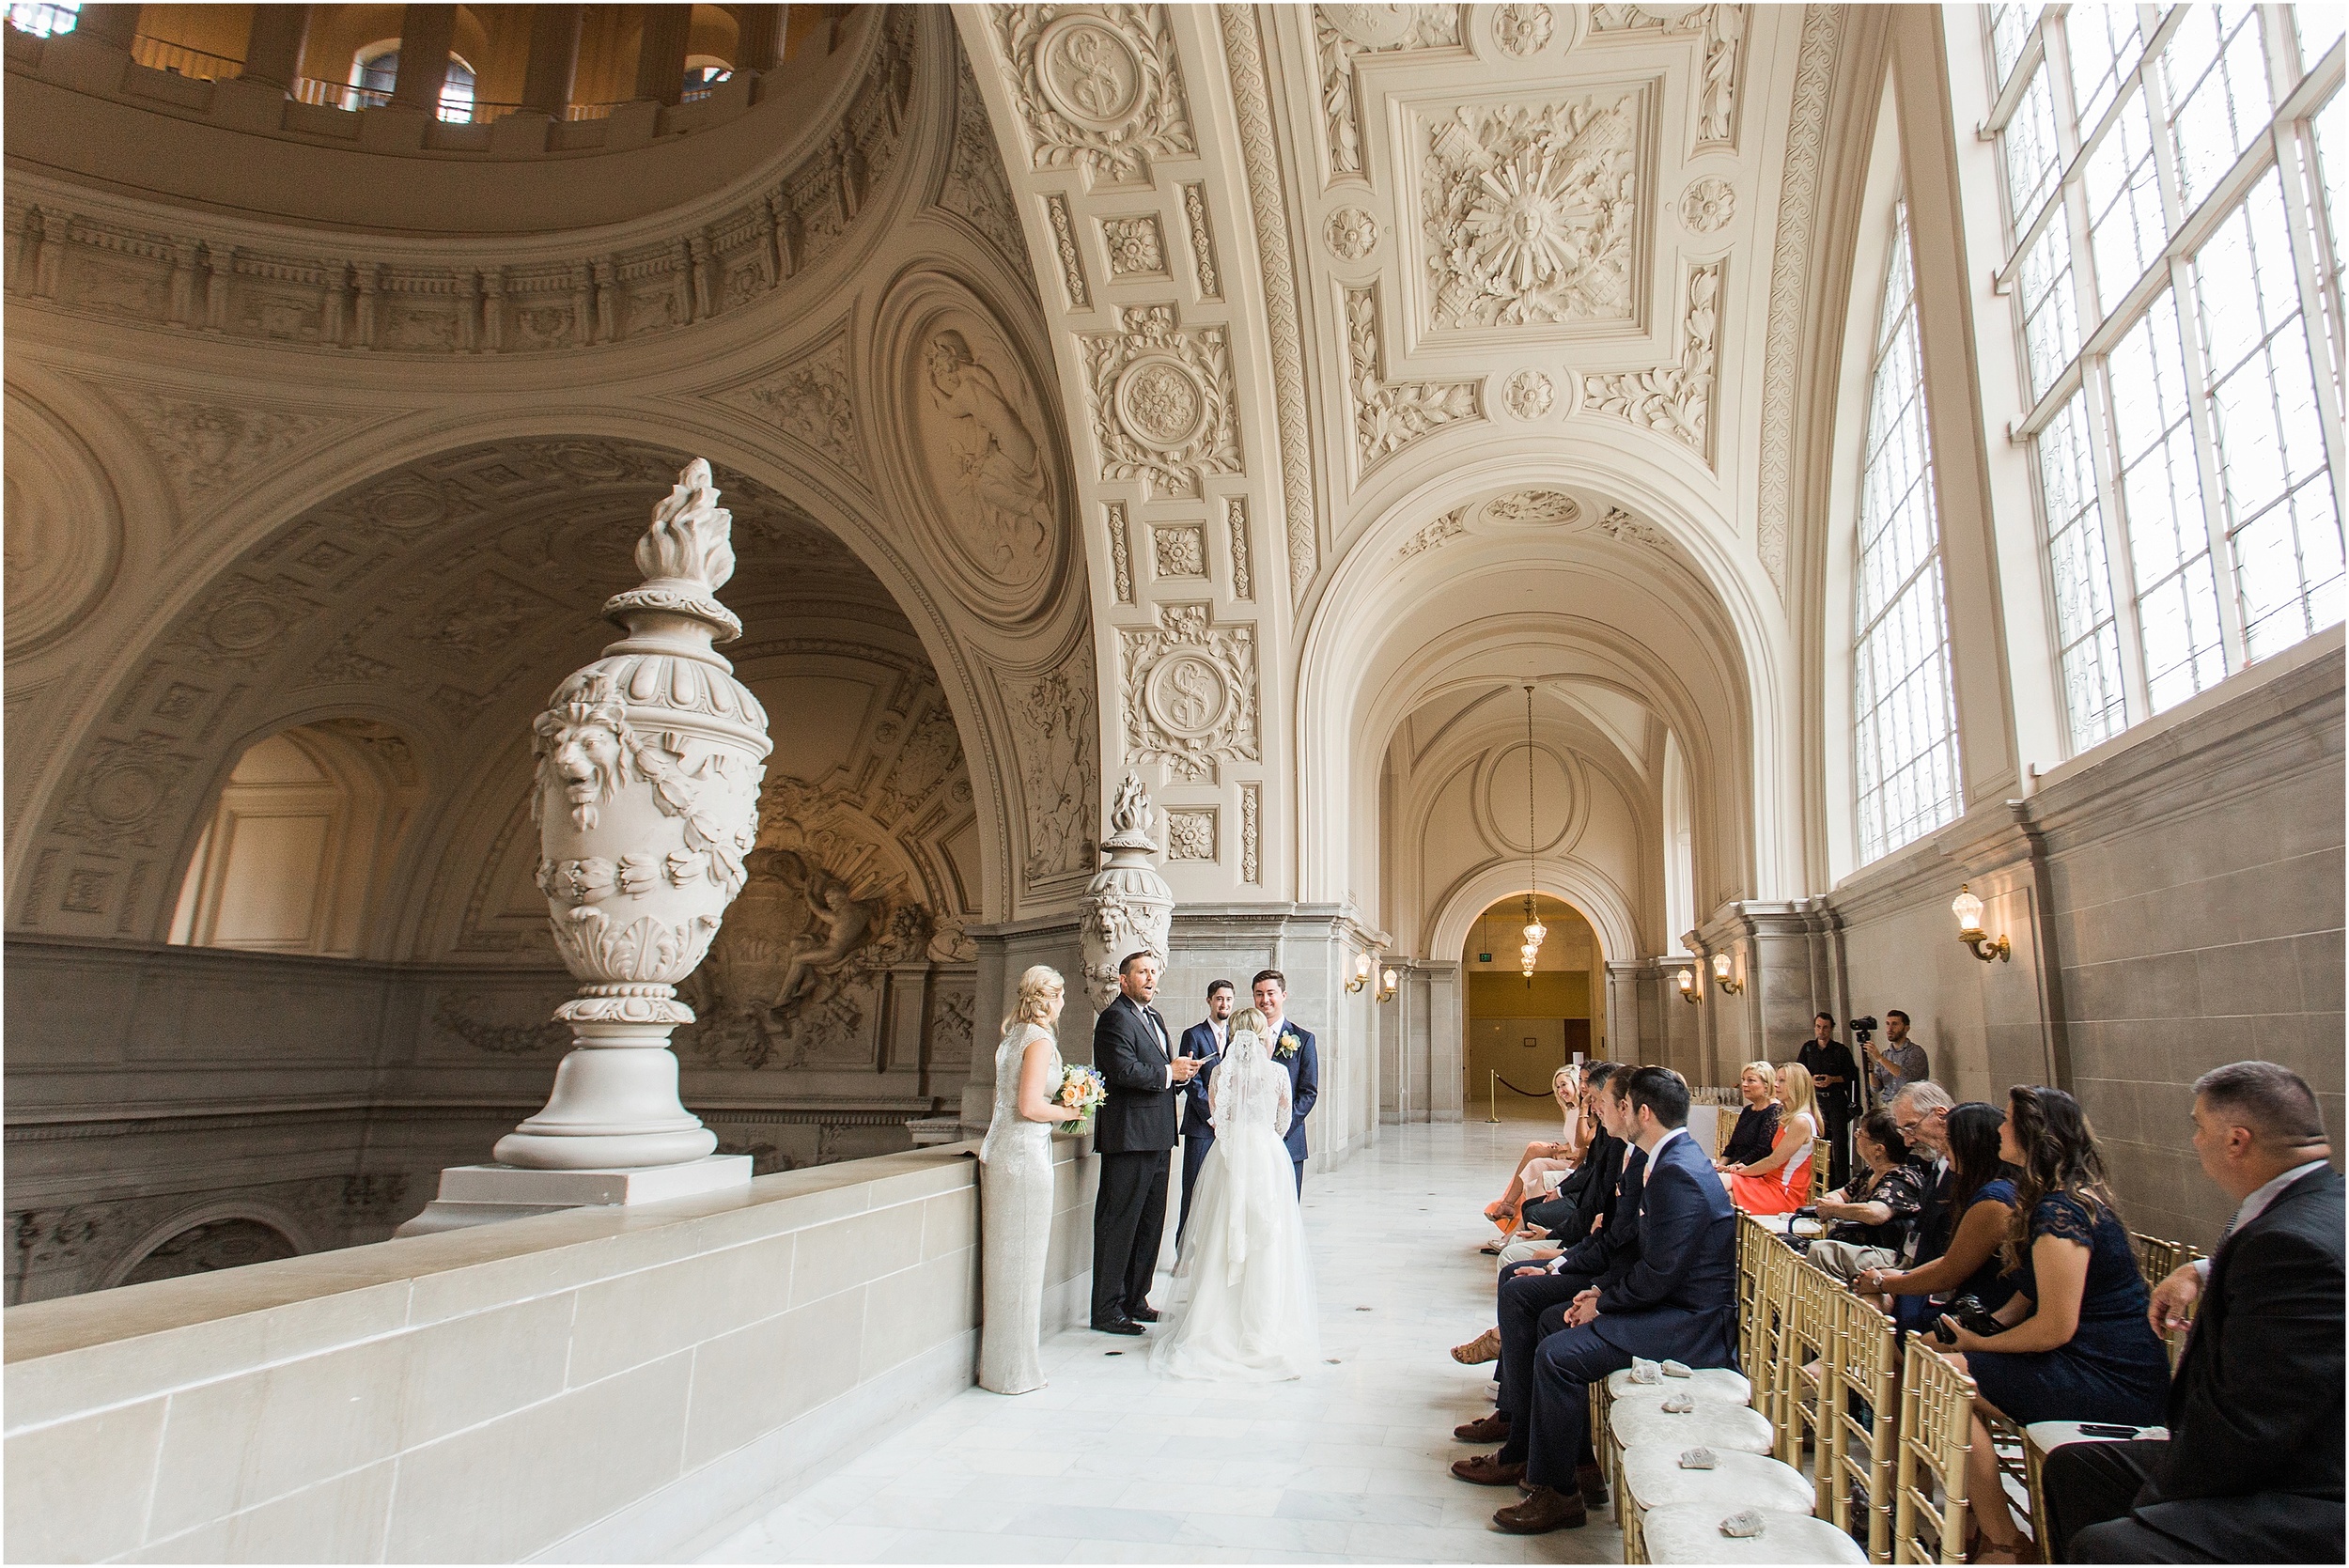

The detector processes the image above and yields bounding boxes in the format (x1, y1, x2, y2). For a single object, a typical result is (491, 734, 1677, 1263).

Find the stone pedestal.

(395, 1155, 751, 1236)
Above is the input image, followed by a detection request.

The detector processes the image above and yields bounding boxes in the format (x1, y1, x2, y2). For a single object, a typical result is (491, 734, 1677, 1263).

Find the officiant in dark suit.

(1251, 970, 1318, 1194)
(1089, 951, 1200, 1335)
(1176, 979, 1236, 1243)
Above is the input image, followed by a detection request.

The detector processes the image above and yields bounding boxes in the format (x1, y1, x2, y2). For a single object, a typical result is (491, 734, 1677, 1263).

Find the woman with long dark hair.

(1937, 1087, 2171, 1560)
(1853, 1102, 2018, 1327)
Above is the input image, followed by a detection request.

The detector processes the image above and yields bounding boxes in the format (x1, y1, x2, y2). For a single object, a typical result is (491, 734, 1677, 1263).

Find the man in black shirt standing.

(1797, 1013, 1858, 1188)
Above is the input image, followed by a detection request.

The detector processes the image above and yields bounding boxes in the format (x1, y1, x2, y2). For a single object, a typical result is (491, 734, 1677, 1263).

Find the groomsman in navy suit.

(1175, 978, 1236, 1242)
(1474, 1065, 1738, 1534)
(1252, 970, 1318, 1195)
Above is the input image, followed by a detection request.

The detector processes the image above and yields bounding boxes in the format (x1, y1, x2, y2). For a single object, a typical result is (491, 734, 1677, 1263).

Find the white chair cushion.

(1609, 1366, 1752, 1405)
(1610, 1399, 1776, 1454)
(1640, 1504, 1869, 1564)
(1619, 1443, 1814, 1514)
(2025, 1421, 2166, 1454)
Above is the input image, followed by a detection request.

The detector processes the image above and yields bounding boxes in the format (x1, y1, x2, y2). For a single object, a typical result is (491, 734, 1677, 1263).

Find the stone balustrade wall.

(2, 1135, 1095, 1562)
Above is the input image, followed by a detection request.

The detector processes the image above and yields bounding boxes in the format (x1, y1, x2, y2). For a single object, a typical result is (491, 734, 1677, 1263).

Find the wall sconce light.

(1676, 967, 1699, 1004)
(1346, 953, 1375, 993)
(1712, 952, 1743, 995)
(1952, 884, 2011, 963)
(1375, 966, 1398, 1003)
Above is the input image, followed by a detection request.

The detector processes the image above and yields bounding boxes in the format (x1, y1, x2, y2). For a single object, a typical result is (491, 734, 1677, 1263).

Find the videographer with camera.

(1859, 1010, 1929, 1106)
(1921, 1088, 2170, 1562)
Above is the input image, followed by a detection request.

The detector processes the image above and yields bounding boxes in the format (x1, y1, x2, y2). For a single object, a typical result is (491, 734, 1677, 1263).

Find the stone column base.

(394, 1155, 751, 1236)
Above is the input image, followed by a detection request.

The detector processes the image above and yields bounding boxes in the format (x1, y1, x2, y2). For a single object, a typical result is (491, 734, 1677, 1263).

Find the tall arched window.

(1853, 200, 1966, 866)
(1980, 4, 2346, 752)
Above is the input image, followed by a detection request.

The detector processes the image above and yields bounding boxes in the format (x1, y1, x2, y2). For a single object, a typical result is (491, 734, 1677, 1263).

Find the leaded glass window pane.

(2162, 5, 2276, 216)
(2038, 392, 2128, 745)
(2018, 217, 2082, 399)
(2005, 65, 2063, 230)
(1854, 204, 1965, 865)
(2085, 89, 2166, 318)
(2067, 4, 2143, 133)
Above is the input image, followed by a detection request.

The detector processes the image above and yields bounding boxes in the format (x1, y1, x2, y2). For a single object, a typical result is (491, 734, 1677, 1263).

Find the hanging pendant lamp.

(1520, 684, 1545, 981)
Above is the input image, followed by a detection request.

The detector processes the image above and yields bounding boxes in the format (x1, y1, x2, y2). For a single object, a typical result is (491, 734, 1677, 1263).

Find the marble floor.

(699, 1113, 1622, 1565)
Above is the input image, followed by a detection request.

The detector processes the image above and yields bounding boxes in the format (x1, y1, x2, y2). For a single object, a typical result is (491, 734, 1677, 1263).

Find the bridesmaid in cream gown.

(976, 965, 1081, 1393)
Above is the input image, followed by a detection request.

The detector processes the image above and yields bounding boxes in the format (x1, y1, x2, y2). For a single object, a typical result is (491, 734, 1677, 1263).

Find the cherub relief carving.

(923, 329, 1052, 569)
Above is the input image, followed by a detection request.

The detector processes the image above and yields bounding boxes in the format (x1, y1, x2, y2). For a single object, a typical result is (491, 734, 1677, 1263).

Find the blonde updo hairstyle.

(1228, 1005, 1270, 1044)
(1001, 965, 1066, 1035)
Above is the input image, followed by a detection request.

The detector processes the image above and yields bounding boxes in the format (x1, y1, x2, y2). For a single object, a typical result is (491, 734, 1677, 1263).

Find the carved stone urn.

(1078, 773, 1174, 1012)
(494, 458, 770, 1171)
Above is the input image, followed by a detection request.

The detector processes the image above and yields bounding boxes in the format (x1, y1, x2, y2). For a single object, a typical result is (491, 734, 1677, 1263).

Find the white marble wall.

(2, 1137, 1097, 1563)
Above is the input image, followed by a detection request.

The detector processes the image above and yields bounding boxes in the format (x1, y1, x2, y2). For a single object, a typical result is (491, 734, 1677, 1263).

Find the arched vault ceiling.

(958, 2, 1856, 912)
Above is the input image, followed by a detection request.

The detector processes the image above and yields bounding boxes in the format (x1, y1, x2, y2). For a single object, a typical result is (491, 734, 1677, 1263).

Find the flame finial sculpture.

(494, 458, 772, 1171)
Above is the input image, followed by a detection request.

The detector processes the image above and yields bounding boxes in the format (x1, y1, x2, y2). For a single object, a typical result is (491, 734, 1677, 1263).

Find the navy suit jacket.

(1552, 1146, 1647, 1288)
(1267, 1023, 1318, 1160)
(1592, 1126, 1738, 1368)
(1176, 1020, 1225, 1139)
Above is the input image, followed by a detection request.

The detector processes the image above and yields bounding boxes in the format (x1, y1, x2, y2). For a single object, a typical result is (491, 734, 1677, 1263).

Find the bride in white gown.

(1152, 1008, 1321, 1382)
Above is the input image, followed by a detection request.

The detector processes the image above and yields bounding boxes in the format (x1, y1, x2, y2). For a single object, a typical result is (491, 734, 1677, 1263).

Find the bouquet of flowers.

(1055, 1063, 1108, 1132)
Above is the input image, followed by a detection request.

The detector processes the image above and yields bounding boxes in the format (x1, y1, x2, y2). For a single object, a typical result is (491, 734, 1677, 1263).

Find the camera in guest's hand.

(1849, 1016, 1879, 1042)
(1930, 1294, 2004, 1345)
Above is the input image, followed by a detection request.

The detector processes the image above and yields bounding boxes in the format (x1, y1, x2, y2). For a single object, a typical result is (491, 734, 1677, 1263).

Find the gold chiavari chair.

(1810, 1137, 1832, 1203)
(1777, 1258, 1841, 1471)
(1828, 1293, 1902, 1562)
(1893, 1340, 1978, 1564)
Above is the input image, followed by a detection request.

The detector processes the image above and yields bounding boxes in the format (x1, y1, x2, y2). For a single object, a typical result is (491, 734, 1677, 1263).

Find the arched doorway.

(1459, 894, 1604, 1122)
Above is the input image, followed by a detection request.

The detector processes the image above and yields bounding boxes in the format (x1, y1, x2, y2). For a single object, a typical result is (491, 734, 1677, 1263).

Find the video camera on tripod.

(1848, 1015, 1879, 1043)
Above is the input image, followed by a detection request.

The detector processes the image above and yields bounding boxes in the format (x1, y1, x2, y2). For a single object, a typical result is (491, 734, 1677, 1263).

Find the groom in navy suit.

(1252, 970, 1318, 1195)
(1476, 1065, 1738, 1533)
(1175, 979, 1236, 1242)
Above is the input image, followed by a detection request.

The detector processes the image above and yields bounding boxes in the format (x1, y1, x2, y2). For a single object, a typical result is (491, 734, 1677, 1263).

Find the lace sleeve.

(2032, 1192, 2097, 1247)
(1271, 1063, 1293, 1138)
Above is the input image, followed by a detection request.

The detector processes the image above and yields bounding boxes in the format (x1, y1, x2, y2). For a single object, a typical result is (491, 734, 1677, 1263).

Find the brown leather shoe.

(1453, 1411, 1511, 1443)
(1576, 1461, 1610, 1507)
(1493, 1484, 1589, 1534)
(1450, 1452, 1526, 1486)
(1451, 1327, 1501, 1365)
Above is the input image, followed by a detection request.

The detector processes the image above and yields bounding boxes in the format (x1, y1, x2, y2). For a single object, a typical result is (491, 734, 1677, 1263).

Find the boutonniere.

(1273, 1030, 1300, 1060)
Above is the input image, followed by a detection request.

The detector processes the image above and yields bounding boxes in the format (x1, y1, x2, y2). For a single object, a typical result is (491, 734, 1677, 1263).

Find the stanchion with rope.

(1483, 1067, 1563, 1124)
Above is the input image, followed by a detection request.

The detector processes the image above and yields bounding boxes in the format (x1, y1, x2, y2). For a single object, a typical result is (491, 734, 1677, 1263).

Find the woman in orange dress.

(1720, 1063, 1819, 1216)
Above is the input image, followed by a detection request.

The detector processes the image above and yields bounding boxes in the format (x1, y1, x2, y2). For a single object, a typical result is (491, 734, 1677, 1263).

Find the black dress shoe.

(1128, 1303, 1161, 1322)
(1092, 1318, 1145, 1335)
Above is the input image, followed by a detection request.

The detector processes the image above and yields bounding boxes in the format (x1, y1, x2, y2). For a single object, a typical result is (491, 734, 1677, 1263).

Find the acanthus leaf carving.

(1586, 4, 1749, 150)
(1595, 505, 1671, 549)
(1045, 194, 1092, 308)
(1579, 260, 1721, 459)
(1395, 506, 1469, 561)
(938, 43, 1028, 269)
(1118, 602, 1260, 783)
(1346, 287, 1481, 469)
(1417, 93, 1641, 334)
(1180, 182, 1221, 299)
(993, 5, 1196, 186)
(1080, 302, 1243, 499)
(1225, 497, 1254, 601)
(723, 334, 865, 482)
(1314, 4, 1467, 179)
(104, 389, 342, 523)
(1106, 501, 1135, 603)
(1002, 644, 1100, 886)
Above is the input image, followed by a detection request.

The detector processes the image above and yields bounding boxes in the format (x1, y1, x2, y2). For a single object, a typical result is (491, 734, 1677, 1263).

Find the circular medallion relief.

(1113, 357, 1210, 452)
(1146, 654, 1231, 739)
(1325, 3, 1417, 47)
(4, 393, 123, 657)
(1324, 207, 1380, 261)
(1035, 17, 1144, 131)
(86, 764, 165, 827)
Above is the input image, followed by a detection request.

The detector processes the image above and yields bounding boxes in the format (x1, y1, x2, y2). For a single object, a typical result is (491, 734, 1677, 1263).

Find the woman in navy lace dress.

(1940, 1087, 2171, 1561)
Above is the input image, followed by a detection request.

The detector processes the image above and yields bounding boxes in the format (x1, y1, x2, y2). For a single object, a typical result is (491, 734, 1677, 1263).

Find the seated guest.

(1713, 1060, 1783, 1171)
(1939, 1088, 2171, 1561)
(1855, 1102, 2017, 1332)
(1495, 1064, 1624, 1266)
(2044, 1062, 2342, 1565)
(1890, 1079, 1957, 1267)
(1486, 1064, 1584, 1233)
(1720, 1062, 1818, 1215)
(1514, 1065, 1625, 1251)
(1464, 1066, 1737, 1535)
(1804, 1108, 1929, 1282)
(1451, 1064, 1643, 1465)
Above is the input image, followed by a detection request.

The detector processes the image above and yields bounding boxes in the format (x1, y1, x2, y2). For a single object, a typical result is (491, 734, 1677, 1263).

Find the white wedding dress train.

(1151, 1030, 1321, 1382)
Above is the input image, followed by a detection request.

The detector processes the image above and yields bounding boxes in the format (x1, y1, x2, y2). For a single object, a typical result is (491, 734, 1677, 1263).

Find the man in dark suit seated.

(1451, 1061, 1642, 1506)
(2044, 1061, 2342, 1564)
(1476, 1065, 1738, 1534)
(1519, 1074, 1625, 1250)
(1175, 978, 1236, 1244)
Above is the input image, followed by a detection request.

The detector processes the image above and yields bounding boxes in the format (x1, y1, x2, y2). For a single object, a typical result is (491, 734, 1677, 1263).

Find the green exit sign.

(1478, 952, 1492, 963)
